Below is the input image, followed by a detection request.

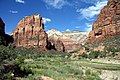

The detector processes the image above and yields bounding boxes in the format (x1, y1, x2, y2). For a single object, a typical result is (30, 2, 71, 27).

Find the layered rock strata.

(87, 0, 120, 42)
(11, 14, 48, 50)
(47, 29, 89, 52)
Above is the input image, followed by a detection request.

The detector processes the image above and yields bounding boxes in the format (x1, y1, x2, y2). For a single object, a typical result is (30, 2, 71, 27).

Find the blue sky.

(0, 0, 108, 34)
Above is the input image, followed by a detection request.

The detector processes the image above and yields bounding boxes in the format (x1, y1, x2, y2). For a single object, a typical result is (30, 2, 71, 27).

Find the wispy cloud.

(75, 26, 81, 29)
(43, 0, 68, 9)
(77, 1, 107, 20)
(42, 17, 51, 24)
(9, 10, 18, 14)
(85, 23, 92, 32)
(15, 0, 25, 4)
(80, 0, 106, 4)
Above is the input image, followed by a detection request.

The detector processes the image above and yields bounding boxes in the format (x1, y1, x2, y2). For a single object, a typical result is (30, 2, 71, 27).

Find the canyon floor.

(14, 50, 120, 80)
(0, 35, 120, 80)
(14, 35, 120, 80)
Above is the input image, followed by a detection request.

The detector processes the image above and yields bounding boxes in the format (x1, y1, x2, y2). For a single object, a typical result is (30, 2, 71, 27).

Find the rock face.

(0, 18, 5, 45)
(47, 29, 89, 52)
(11, 14, 48, 50)
(0, 18, 13, 46)
(87, 0, 120, 42)
(47, 38, 65, 52)
(0, 18, 5, 35)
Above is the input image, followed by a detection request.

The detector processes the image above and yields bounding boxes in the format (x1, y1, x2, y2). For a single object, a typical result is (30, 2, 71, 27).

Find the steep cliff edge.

(0, 18, 13, 46)
(11, 14, 48, 50)
(87, 0, 120, 42)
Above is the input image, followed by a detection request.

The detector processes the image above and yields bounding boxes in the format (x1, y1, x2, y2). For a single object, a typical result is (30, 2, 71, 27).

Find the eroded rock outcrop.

(11, 14, 48, 50)
(87, 0, 120, 42)
(47, 38, 65, 52)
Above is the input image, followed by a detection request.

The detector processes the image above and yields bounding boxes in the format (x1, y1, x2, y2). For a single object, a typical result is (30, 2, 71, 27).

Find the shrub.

(81, 53, 88, 58)
(106, 46, 119, 53)
(99, 51, 107, 58)
(88, 51, 101, 59)
(85, 69, 91, 75)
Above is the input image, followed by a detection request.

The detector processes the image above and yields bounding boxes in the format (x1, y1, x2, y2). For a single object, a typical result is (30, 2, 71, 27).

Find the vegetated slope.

(0, 45, 120, 80)
(11, 48, 120, 80)
(86, 35, 120, 49)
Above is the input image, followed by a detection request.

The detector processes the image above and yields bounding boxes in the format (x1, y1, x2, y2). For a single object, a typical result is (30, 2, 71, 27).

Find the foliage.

(81, 53, 88, 58)
(105, 46, 119, 53)
(0, 35, 6, 46)
(88, 51, 101, 59)
(99, 51, 107, 58)
(0, 45, 119, 80)
(0, 46, 33, 79)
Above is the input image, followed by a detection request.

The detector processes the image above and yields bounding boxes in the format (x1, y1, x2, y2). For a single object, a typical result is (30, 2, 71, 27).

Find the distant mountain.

(47, 29, 89, 52)
(47, 29, 89, 42)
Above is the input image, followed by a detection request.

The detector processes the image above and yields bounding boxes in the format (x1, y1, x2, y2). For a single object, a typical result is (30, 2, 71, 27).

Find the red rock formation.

(87, 0, 120, 42)
(11, 14, 48, 50)
(47, 29, 88, 52)
(61, 39, 82, 52)
(47, 38, 65, 52)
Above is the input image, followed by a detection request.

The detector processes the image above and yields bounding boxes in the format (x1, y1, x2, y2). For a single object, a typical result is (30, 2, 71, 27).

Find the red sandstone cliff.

(11, 14, 48, 50)
(87, 0, 120, 42)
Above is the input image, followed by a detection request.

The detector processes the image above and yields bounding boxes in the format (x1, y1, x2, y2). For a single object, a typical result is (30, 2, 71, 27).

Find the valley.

(0, 0, 120, 80)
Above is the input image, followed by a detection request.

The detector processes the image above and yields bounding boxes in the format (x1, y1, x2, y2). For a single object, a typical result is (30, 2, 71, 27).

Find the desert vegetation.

(0, 43, 120, 80)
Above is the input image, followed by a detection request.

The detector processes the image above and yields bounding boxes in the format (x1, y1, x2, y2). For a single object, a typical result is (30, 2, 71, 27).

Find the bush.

(106, 46, 119, 53)
(85, 69, 91, 75)
(88, 51, 101, 59)
(81, 53, 88, 58)
(99, 51, 107, 58)
(0, 45, 17, 79)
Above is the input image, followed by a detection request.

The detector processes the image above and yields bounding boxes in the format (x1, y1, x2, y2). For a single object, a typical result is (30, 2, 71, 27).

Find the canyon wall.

(87, 0, 120, 42)
(47, 29, 89, 52)
(11, 14, 48, 50)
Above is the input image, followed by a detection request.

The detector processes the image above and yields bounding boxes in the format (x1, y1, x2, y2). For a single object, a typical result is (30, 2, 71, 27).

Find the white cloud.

(66, 29, 70, 31)
(77, 1, 107, 20)
(85, 23, 92, 32)
(43, 0, 67, 9)
(15, 0, 25, 4)
(42, 17, 51, 24)
(80, 0, 106, 4)
(75, 26, 81, 28)
(9, 10, 18, 14)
